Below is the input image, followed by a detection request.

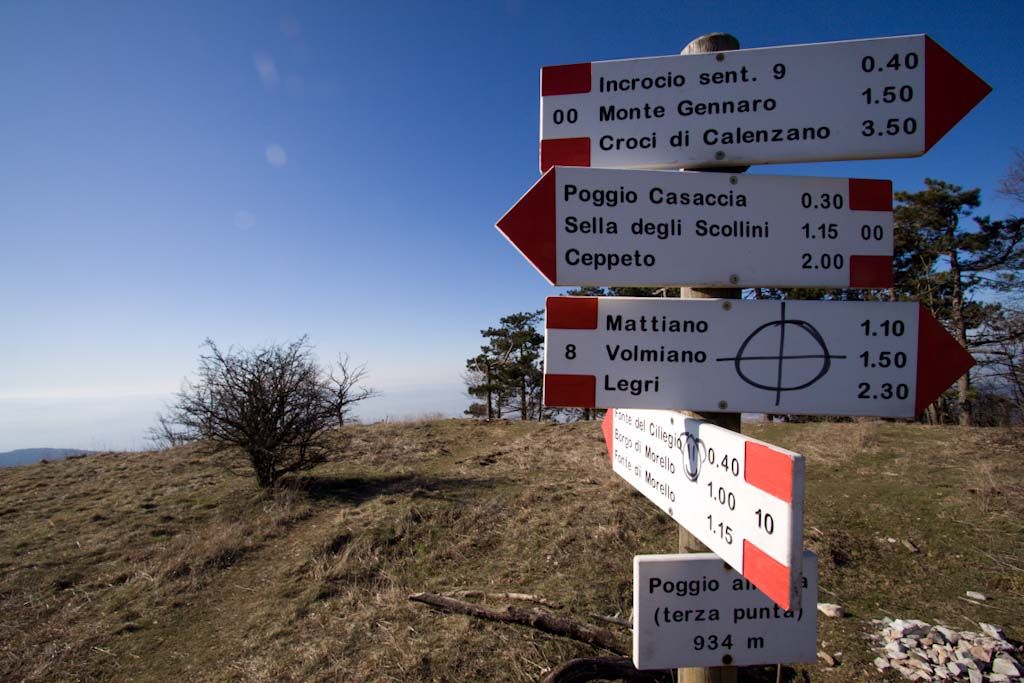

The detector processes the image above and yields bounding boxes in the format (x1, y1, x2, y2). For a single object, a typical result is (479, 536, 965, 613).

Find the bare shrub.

(162, 337, 375, 488)
(328, 354, 379, 426)
(147, 411, 195, 450)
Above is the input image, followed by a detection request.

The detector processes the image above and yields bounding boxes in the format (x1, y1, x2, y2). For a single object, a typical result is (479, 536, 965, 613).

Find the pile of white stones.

(870, 617, 1022, 682)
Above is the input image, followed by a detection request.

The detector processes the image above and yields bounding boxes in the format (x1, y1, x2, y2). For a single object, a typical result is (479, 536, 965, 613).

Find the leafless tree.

(974, 305, 1024, 423)
(999, 149, 1024, 207)
(163, 336, 349, 488)
(147, 411, 195, 450)
(327, 354, 379, 426)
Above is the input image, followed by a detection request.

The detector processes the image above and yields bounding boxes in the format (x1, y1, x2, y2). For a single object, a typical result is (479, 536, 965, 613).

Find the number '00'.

(552, 109, 578, 125)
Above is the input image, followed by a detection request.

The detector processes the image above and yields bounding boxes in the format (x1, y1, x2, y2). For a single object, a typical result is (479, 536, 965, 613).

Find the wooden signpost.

(497, 167, 894, 288)
(493, 28, 988, 681)
(539, 34, 990, 171)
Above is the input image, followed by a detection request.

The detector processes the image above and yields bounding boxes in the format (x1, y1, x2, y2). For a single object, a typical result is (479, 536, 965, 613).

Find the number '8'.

(565, 344, 576, 360)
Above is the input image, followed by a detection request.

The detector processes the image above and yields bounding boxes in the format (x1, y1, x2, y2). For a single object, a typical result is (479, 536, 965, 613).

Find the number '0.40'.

(861, 52, 920, 72)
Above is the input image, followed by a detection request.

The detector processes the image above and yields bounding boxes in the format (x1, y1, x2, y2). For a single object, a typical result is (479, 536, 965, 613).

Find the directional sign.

(633, 552, 817, 670)
(540, 35, 990, 171)
(497, 166, 893, 288)
(544, 296, 974, 417)
(603, 409, 805, 609)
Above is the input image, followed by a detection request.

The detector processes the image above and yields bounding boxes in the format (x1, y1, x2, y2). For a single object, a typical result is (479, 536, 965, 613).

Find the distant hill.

(0, 448, 92, 468)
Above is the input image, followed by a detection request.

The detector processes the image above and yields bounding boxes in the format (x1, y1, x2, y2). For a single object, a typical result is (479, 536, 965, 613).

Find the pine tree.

(894, 179, 1024, 424)
(465, 311, 545, 420)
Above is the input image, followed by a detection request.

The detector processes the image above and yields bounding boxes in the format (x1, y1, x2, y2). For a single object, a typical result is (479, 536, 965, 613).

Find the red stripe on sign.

(924, 37, 992, 152)
(547, 296, 598, 329)
(848, 179, 892, 211)
(849, 255, 894, 288)
(542, 63, 592, 96)
(541, 138, 590, 173)
(544, 374, 596, 408)
(601, 410, 615, 463)
(744, 442, 793, 503)
(915, 304, 976, 415)
(743, 540, 791, 611)
(496, 169, 557, 283)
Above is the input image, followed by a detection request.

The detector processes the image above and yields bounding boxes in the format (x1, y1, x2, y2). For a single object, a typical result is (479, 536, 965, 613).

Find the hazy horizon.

(0, 382, 469, 452)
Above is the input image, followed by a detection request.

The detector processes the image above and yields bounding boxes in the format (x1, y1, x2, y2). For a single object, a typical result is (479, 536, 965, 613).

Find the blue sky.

(1, 1, 1021, 450)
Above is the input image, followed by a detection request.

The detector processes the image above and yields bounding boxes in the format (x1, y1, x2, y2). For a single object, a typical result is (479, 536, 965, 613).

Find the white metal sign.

(540, 35, 989, 170)
(497, 166, 893, 288)
(544, 296, 974, 418)
(603, 409, 804, 609)
(633, 552, 817, 670)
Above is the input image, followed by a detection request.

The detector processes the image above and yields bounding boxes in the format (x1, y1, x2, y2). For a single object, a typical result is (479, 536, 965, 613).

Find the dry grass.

(746, 421, 1024, 680)
(0, 419, 1021, 681)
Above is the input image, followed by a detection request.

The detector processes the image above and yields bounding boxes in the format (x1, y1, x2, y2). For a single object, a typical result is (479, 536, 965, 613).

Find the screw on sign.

(539, 35, 990, 171)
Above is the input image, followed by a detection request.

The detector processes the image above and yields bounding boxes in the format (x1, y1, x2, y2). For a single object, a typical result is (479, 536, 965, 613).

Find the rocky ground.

(869, 617, 1021, 682)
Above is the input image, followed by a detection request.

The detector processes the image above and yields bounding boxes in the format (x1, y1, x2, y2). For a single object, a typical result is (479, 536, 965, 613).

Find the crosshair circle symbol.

(680, 432, 704, 482)
(716, 302, 846, 406)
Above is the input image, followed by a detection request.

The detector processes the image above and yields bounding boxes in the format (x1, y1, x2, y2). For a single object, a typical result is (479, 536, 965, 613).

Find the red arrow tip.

(601, 409, 615, 463)
(496, 169, 557, 283)
(925, 36, 992, 151)
(915, 305, 975, 415)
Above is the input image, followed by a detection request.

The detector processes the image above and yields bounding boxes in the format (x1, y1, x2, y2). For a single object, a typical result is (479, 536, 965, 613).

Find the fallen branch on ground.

(408, 592, 627, 655)
(441, 590, 562, 608)
(590, 613, 632, 629)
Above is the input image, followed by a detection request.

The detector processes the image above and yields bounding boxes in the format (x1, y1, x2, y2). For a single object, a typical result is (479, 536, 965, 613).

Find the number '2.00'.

(802, 253, 844, 269)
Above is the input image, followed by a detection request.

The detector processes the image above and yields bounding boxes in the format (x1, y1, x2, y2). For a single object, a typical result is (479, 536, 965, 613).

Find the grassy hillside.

(0, 419, 1020, 681)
